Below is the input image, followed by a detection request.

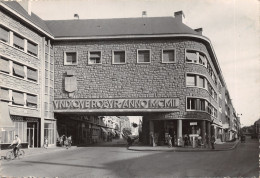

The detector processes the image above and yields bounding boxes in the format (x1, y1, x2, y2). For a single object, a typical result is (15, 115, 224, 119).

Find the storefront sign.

(190, 122, 197, 126)
(54, 98, 179, 111)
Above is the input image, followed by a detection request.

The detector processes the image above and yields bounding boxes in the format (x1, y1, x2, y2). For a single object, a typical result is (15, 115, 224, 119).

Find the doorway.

(27, 122, 38, 148)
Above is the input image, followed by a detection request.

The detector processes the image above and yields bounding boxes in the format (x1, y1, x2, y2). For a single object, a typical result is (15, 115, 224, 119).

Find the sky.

(30, 0, 260, 127)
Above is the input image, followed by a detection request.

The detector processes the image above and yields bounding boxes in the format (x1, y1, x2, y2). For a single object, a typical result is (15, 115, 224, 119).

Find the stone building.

(0, 1, 240, 148)
(0, 1, 55, 148)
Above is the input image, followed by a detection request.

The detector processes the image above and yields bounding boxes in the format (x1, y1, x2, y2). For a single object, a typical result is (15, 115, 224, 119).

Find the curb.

(128, 141, 240, 152)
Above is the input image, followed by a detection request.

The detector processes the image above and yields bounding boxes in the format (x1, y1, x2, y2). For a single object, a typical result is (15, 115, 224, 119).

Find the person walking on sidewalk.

(43, 136, 48, 149)
(9, 135, 21, 157)
(167, 134, 172, 148)
(211, 135, 216, 149)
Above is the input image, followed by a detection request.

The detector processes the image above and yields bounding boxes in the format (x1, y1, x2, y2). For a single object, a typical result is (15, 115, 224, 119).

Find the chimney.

(194, 28, 203, 35)
(74, 14, 79, 20)
(174, 11, 185, 23)
(19, 0, 31, 16)
(142, 11, 147, 18)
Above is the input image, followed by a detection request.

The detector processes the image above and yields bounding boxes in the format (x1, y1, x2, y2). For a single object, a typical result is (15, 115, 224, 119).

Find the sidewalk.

(129, 140, 240, 152)
(0, 146, 76, 160)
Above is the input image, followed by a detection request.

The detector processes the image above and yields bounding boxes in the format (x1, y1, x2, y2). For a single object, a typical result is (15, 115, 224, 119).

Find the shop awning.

(0, 102, 14, 129)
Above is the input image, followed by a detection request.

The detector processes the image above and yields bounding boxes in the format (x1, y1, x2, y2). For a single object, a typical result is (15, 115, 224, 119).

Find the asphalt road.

(1, 137, 258, 177)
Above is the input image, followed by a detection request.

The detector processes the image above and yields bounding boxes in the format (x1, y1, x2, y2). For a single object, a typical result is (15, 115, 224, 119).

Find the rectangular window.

(12, 91, 24, 106)
(13, 62, 25, 78)
(137, 50, 150, 63)
(186, 50, 197, 63)
(198, 76, 205, 88)
(0, 87, 10, 101)
(186, 74, 196, 86)
(64, 52, 77, 65)
(113, 51, 125, 64)
(13, 34, 24, 50)
(0, 56, 10, 73)
(27, 67, 38, 82)
(89, 51, 101, 64)
(162, 49, 175, 63)
(200, 99, 206, 111)
(187, 98, 196, 110)
(27, 41, 38, 57)
(199, 54, 207, 66)
(26, 94, 37, 108)
(0, 26, 9, 43)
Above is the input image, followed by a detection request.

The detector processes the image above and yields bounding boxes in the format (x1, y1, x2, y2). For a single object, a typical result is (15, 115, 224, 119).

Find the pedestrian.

(211, 135, 216, 149)
(184, 134, 188, 147)
(43, 136, 48, 149)
(66, 136, 72, 149)
(126, 136, 133, 149)
(167, 134, 172, 148)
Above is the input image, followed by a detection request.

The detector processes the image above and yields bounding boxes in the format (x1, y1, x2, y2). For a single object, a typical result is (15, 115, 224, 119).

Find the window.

(13, 62, 25, 78)
(12, 91, 24, 106)
(13, 33, 24, 50)
(27, 67, 38, 82)
(200, 99, 206, 111)
(187, 98, 197, 110)
(162, 49, 175, 63)
(64, 52, 77, 65)
(26, 94, 37, 108)
(0, 26, 9, 43)
(89, 51, 101, 64)
(186, 74, 196, 86)
(0, 56, 10, 73)
(199, 54, 207, 66)
(113, 51, 125, 64)
(27, 41, 38, 57)
(44, 122, 55, 144)
(137, 50, 150, 63)
(198, 76, 205, 88)
(0, 87, 10, 101)
(186, 50, 197, 63)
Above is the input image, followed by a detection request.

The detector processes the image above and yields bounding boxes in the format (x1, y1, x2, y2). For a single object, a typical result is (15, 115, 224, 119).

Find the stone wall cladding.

(54, 38, 221, 121)
(0, 10, 43, 118)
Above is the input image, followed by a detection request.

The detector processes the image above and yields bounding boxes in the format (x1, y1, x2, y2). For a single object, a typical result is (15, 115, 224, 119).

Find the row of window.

(187, 97, 218, 118)
(186, 73, 218, 100)
(186, 50, 218, 86)
(0, 87, 38, 108)
(64, 49, 176, 65)
(0, 25, 38, 57)
(0, 56, 38, 82)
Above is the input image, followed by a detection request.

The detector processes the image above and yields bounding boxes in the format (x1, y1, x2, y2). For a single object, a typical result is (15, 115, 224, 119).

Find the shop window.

(13, 33, 24, 50)
(89, 51, 101, 64)
(113, 51, 125, 64)
(137, 50, 150, 63)
(0, 87, 10, 101)
(0, 56, 10, 74)
(26, 94, 37, 108)
(27, 41, 38, 57)
(13, 62, 25, 78)
(44, 122, 55, 145)
(12, 91, 24, 106)
(27, 67, 38, 82)
(162, 49, 175, 63)
(0, 26, 9, 43)
(186, 74, 196, 86)
(64, 52, 77, 65)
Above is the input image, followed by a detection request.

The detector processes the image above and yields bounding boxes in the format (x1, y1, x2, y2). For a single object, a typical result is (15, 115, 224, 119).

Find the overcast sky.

(31, 0, 260, 127)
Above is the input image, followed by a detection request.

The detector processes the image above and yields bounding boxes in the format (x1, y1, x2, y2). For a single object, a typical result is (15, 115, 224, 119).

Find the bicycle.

(6, 146, 25, 160)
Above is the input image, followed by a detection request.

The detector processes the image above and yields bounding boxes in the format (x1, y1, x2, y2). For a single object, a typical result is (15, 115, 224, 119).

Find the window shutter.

(12, 91, 24, 105)
(0, 26, 9, 42)
(27, 68, 38, 81)
(0, 57, 10, 73)
(13, 63, 25, 77)
(0, 88, 10, 101)
(13, 34, 24, 49)
(27, 94, 37, 104)
(27, 41, 38, 56)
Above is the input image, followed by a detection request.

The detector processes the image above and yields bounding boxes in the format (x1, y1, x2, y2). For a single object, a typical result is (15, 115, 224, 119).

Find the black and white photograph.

(0, 0, 259, 177)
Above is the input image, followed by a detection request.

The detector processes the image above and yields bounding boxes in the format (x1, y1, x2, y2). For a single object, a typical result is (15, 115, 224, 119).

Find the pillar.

(201, 120, 206, 144)
(177, 119, 182, 146)
(149, 120, 154, 146)
(206, 121, 211, 146)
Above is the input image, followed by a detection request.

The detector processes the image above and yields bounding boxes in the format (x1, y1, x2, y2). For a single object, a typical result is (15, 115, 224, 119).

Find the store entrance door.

(27, 127, 34, 148)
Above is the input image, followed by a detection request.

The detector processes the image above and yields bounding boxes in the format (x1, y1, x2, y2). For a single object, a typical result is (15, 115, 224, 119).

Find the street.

(1, 137, 258, 177)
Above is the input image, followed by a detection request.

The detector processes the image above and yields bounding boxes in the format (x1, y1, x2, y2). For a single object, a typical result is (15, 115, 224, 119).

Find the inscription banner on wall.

(53, 98, 179, 111)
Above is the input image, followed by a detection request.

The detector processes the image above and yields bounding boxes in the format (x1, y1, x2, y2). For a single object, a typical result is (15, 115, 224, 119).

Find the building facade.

(0, 1, 240, 148)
